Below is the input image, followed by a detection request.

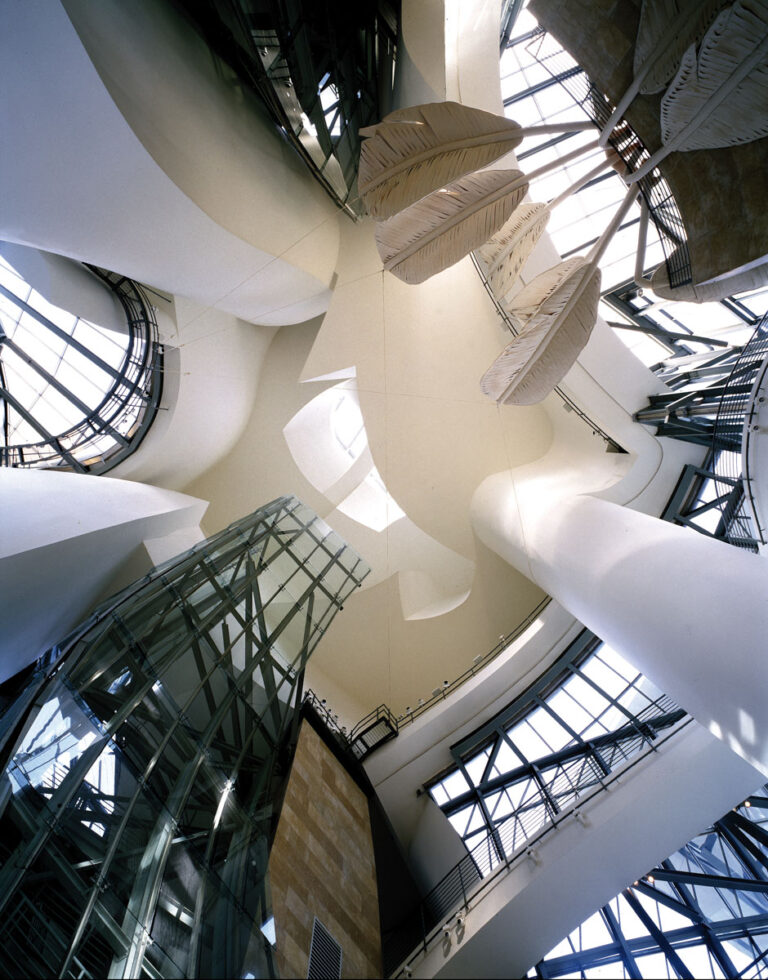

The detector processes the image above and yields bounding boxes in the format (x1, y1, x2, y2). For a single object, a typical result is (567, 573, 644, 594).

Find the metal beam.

(0, 387, 85, 471)
(0, 281, 122, 380)
(650, 868, 768, 894)
(623, 887, 693, 979)
(1, 334, 129, 446)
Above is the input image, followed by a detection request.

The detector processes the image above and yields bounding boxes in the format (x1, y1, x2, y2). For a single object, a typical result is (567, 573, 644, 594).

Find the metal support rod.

(606, 320, 729, 348)
(519, 121, 597, 135)
(548, 157, 611, 210)
(626, 34, 768, 184)
(634, 197, 650, 287)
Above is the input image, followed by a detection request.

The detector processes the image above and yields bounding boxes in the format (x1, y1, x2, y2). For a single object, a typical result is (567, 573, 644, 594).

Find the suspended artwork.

(358, 100, 525, 220)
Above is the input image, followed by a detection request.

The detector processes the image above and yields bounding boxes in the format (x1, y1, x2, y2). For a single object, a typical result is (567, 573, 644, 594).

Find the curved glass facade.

(0, 260, 162, 474)
(428, 631, 686, 875)
(532, 790, 768, 979)
(0, 495, 369, 979)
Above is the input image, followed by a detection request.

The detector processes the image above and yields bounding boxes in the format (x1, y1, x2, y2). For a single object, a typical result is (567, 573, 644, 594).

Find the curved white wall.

(0, 469, 207, 682)
(61, 0, 341, 299)
(113, 295, 276, 490)
(1, 0, 340, 327)
(473, 481, 768, 777)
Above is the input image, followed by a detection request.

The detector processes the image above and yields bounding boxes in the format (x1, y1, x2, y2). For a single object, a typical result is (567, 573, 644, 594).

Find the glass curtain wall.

(0, 259, 163, 473)
(0, 495, 369, 979)
(427, 632, 687, 877)
(530, 790, 768, 979)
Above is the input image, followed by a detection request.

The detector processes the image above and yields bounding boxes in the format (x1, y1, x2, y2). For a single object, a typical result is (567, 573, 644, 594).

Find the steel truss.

(0, 265, 163, 474)
(639, 311, 768, 551)
(428, 631, 686, 874)
(533, 792, 768, 979)
(0, 495, 368, 979)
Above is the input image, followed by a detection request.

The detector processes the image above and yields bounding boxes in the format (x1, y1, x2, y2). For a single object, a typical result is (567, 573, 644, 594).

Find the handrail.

(302, 689, 350, 743)
(300, 598, 552, 760)
(394, 597, 552, 729)
(387, 713, 692, 978)
(524, 28, 692, 290)
(713, 311, 768, 548)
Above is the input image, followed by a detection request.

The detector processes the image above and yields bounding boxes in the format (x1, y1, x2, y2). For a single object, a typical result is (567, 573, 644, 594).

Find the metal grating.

(526, 28, 692, 289)
(0, 495, 369, 979)
(308, 917, 342, 980)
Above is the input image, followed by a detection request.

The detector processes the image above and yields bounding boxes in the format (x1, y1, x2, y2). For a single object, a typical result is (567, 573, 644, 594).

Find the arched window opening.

(427, 631, 685, 873)
(0, 258, 163, 474)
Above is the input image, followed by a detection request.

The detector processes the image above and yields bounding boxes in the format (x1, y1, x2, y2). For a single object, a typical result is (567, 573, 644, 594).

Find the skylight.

(501, 3, 768, 369)
(427, 633, 677, 872)
(0, 255, 162, 473)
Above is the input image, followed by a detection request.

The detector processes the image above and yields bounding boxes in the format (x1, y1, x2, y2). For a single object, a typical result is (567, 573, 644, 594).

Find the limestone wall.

(270, 721, 383, 979)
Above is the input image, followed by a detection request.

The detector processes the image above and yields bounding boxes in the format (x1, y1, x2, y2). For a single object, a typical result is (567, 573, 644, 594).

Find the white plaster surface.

(0, 469, 207, 681)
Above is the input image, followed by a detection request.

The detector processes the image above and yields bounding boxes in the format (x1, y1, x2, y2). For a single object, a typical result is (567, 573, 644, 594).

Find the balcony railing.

(713, 312, 768, 548)
(386, 708, 690, 978)
(527, 28, 691, 289)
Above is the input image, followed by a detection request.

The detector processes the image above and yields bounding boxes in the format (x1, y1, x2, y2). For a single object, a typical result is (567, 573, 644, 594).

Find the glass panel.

(0, 496, 368, 979)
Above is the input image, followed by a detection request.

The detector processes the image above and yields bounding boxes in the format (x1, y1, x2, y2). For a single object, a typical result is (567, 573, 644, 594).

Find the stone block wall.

(269, 721, 383, 978)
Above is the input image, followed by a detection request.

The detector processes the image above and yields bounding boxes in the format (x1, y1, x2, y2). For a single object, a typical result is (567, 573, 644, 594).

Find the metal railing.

(386, 711, 692, 978)
(391, 597, 552, 731)
(301, 598, 552, 761)
(526, 28, 692, 289)
(302, 689, 351, 744)
(713, 312, 768, 548)
(348, 705, 398, 759)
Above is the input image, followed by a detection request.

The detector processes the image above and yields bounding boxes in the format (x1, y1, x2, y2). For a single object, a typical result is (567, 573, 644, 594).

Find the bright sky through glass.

(501, 3, 768, 369)
(429, 639, 672, 872)
(530, 797, 768, 979)
(0, 255, 161, 471)
(0, 256, 128, 449)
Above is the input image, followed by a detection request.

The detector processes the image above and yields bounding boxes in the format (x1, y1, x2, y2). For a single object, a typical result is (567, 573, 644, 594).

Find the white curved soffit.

(2, 0, 337, 327)
(283, 380, 475, 618)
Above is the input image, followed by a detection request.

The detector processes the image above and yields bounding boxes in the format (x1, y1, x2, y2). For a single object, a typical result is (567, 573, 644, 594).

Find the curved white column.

(1, 0, 339, 327)
(0, 469, 207, 682)
(473, 473, 768, 776)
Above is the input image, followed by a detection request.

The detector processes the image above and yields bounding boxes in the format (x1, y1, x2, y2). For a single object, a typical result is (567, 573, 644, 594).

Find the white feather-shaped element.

(661, 1, 768, 150)
(634, 0, 727, 93)
(358, 101, 524, 220)
(480, 258, 601, 405)
(375, 170, 529, 285)
(651, 248, 768, 301)
(474, 203, 551, 302)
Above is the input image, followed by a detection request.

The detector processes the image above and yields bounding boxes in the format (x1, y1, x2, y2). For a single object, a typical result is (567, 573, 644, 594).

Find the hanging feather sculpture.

(480, 258, 602, 404)
(660, 0, 768, 151)
(480, 186, 638, 405)
(474, 203, 551, 302)
(375, 170, 529, 284)
(633, 0, 728, 93)
(473, 155, 609, 302)
(598, 0, 727, 145)
(358, 101, 524, 220)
